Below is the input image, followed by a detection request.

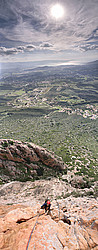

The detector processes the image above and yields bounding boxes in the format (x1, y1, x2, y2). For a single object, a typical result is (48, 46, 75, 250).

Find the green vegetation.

(2, 141, 8, 148)
(0, 64, 98, 185)
(0, 179, 3, 185)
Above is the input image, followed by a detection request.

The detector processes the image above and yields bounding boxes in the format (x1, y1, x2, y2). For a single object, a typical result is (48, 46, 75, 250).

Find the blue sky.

(0, 0, 98, 65)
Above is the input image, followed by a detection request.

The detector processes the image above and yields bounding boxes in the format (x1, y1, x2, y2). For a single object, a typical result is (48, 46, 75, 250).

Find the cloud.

(40, 42, 53, 49)
(0, 0, 98, 60)
(0, 47, 18, 55)
(79, 44, 98, 52)
(26, 45, 36, 50)
(0, 43, 54, 56)
(0, 44, 36, 55)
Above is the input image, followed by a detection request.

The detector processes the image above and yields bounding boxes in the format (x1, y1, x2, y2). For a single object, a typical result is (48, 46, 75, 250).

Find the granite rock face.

(0, 197, 98, 250)
(0, 139, 65, 182)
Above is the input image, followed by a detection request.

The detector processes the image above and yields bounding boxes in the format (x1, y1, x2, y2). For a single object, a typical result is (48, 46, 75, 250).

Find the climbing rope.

(26, 212, 40, 250)
(26, 198, 60, 249)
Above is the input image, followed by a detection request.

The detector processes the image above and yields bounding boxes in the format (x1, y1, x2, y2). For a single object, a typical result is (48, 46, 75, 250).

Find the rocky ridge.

(0, 139, 65, 182)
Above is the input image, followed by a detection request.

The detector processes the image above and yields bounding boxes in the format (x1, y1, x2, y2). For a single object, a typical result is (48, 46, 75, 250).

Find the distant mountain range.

(1, 60, 98, 76)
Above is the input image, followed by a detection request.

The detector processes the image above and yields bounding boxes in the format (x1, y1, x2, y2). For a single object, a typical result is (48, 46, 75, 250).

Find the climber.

(41, 199, 51, 213)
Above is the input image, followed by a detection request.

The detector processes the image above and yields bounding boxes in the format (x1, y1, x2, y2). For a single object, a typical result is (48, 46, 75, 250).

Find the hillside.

(0, 139, 97, 198)
(0, 62, 98, 249)
(0, 62, 98, 182)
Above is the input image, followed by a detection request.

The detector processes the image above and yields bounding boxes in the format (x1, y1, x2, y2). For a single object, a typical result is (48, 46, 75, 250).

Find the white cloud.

(0, 0, 98, 62)
(0, 47, 18, 55)
(0, 44, 36, 55)
(78, 44, 98, 52)
(0, 43, 54, 56)
(39, 42, 53, 50)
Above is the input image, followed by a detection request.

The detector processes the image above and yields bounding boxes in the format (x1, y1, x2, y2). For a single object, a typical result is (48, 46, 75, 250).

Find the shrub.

(26, 157, 31, 164)
(85, 191, 94, 196)
(71, 191, 83, 197)
(9, 141, 14, 145)
(2, 141, 8, 148)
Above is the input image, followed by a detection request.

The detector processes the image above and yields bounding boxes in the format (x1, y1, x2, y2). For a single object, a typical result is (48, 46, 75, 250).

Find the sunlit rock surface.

(0, 197, 98, 250)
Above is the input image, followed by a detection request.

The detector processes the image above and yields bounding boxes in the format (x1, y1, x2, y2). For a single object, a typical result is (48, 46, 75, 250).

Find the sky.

(0, 0, 98, 65)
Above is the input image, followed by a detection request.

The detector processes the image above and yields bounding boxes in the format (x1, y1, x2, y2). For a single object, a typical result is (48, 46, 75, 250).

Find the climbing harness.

(26, 212, 40, 250)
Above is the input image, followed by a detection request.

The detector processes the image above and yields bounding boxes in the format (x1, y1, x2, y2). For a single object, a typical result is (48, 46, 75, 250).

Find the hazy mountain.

(1, 60, 98, 77)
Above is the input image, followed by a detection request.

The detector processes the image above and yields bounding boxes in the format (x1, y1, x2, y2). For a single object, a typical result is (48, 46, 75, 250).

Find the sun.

(51, 4, 64, 19)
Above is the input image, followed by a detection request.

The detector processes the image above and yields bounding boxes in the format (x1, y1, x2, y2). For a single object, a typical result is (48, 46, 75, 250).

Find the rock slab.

(0, 197, 98, 250)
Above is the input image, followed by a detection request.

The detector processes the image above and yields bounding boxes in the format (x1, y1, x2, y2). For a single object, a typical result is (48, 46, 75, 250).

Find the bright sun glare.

(51, 4, 64, 19)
